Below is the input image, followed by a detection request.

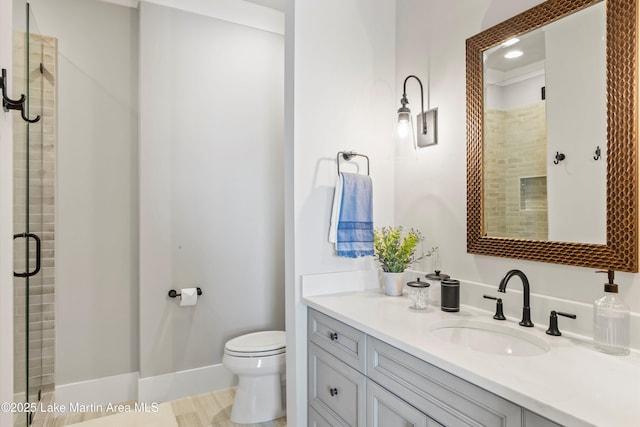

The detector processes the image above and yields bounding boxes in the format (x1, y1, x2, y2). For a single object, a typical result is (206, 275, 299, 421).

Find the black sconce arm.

(402, 75, 427, 134)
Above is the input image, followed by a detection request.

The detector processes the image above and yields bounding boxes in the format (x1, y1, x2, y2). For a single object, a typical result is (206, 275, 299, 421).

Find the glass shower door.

(12, 2, 51, 426)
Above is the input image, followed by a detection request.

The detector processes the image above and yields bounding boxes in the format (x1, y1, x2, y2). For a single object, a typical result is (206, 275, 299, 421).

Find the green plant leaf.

(373, 226, 436, 272)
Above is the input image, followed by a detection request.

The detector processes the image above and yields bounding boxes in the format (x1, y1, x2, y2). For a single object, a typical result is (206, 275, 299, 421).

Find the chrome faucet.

(498, 269, 534, 327)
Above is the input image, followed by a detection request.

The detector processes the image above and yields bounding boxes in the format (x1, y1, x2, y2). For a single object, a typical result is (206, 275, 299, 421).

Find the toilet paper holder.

(168, 287, 203, 298)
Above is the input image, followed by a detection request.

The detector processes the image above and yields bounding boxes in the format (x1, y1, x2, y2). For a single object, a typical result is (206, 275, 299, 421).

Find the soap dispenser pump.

(593, 270, 630, 355)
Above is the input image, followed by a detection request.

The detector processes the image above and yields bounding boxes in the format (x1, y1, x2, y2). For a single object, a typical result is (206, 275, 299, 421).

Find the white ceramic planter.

(383, 272, 405, 296)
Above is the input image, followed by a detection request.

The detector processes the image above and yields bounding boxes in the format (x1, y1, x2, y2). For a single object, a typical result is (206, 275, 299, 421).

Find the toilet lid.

(225, 330, 286, 354)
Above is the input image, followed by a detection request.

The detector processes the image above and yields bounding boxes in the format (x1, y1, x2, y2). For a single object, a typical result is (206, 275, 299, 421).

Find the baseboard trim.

(54, 364, 236, 409)
(55, 371, 139, 408)
(138, 363, 236, 403)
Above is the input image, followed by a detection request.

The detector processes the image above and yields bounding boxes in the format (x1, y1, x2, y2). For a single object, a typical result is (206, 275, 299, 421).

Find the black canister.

(441, 279, 460, 312)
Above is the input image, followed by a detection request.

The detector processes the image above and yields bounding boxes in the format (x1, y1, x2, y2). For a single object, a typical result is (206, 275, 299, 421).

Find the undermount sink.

(430, 319, 550, 356)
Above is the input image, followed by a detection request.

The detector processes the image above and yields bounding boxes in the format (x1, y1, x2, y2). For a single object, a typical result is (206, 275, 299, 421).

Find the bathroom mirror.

(483, 3, 606, 245)
(466, 0, 638, 272)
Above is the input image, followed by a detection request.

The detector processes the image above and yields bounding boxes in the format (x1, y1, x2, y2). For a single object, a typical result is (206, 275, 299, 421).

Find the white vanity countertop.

(303, 289, 640, 427)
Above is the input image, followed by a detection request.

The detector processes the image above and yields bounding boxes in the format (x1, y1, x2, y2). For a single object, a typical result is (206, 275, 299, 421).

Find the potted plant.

(373, 226, 435, 296)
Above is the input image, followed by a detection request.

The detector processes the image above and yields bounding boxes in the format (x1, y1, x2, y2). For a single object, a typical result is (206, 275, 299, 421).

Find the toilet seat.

(224, 330, 285, 357)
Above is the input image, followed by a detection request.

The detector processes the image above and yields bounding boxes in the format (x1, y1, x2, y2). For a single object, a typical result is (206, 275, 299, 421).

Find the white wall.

(396, 0, 494, 273)
(0, 0, 286, 407)
(134, 0, 283, 33)
(97, 0, 285, 32)
(16, 0, 284, 402)
(139, 0, 285, 380)
(287, 0, 397, 424)
(27, 0, 140, 385)
(395, 0, 640, 325)
(486, 73, 545, 111)
(0, 0, 15, 423)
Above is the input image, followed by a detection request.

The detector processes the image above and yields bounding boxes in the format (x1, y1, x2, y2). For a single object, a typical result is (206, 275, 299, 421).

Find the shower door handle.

(13, 233, 41, 277)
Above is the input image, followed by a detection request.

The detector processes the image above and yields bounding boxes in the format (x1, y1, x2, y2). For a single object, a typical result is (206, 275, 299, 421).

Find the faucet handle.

(483, 295, 506, 320)
(546, 310, 577, 336)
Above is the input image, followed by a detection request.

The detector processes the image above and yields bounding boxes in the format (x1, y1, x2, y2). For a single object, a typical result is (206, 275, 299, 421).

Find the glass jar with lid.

(406, 278, 430, 310)
(424, 249, 450, 306)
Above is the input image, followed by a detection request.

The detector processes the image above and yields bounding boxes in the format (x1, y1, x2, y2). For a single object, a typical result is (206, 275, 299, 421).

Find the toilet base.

(231, 373, 284, 424)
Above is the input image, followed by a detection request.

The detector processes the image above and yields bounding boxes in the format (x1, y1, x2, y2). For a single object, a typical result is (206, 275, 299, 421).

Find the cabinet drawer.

(367, 337, 522, 427)
(309, 342, 366, 427)
(367, 379, 443, 427)
(308, 308, 366, 373)
(309, 404, 350, 427)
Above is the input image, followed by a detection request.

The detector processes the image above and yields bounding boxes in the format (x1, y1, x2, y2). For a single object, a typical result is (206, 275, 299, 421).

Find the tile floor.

(34, 388, 286, 427)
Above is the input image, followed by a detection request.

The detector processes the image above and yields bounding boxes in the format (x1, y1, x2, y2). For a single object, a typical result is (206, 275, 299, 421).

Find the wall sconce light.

(397, 75, 437, 148)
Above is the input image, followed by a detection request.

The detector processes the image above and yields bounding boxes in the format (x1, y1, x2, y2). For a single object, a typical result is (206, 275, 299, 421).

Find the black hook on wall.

(1, 68, 40, 123)
(553, 152, 566, 165)
(1, 68, 25, 106)
(594, 146, 602, 161)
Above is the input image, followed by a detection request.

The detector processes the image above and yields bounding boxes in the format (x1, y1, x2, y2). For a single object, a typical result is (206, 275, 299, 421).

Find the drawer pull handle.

(330, 332, 339, 341)
(329, 387, 339, 397)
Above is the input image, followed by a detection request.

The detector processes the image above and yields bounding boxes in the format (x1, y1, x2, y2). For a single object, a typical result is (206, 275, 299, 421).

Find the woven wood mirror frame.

(466, 0, 638, 272)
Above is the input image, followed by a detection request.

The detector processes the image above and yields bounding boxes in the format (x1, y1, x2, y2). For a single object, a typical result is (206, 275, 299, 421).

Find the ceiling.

(484, 30, 546, 73)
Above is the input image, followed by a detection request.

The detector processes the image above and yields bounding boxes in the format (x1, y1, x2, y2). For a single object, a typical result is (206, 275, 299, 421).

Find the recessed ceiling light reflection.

(504, 50, 523, 59)
(501, 37, 520, 47)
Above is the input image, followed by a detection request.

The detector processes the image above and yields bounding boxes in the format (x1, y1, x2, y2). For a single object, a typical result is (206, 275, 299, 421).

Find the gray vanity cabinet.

(308, 343, 366, 426)
(308, 309, 367, 426)
(367, 379, 442, 427)
(308, 308, 367, 372)
(524, 410, 563, 427)
(309, 405, 349, 427)
(308, 308, 557, 427)
(367, 336, 522, 427)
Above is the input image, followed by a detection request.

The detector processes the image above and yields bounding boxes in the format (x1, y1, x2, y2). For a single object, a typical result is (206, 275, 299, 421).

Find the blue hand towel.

(336, 172, 374, 258)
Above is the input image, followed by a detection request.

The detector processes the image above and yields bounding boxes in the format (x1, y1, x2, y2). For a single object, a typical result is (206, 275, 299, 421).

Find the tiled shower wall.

(484, 102, 548, 240)
(12, 31, 57, 426)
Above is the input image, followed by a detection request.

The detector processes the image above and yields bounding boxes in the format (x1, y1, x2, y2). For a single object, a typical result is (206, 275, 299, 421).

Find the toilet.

(222, 330, 286, 424)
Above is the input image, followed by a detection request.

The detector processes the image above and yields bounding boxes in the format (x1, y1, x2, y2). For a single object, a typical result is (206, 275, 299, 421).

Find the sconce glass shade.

(397, 104, 413, 141)
(397, 118, 412, 138)
(394, 113, 417, 157)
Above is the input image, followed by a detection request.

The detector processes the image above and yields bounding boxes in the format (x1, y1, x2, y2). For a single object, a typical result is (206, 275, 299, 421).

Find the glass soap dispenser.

(593, 270, 630, 356)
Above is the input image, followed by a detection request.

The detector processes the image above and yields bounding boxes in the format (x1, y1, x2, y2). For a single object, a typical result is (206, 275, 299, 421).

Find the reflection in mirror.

(466, 0, 638, 272)
(482, 2, 606, 244)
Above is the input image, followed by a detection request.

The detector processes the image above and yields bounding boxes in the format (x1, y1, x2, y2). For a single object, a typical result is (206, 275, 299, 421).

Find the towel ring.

(337, 151, 370, 176)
